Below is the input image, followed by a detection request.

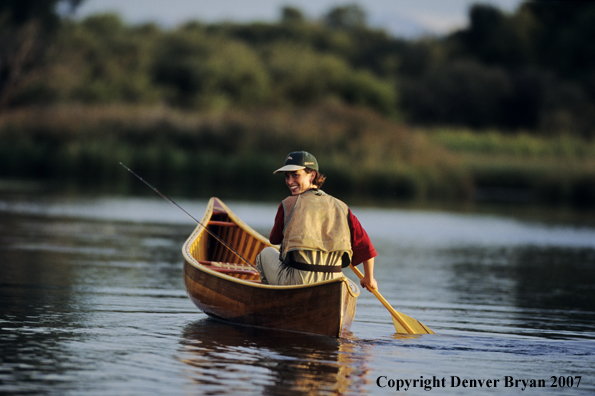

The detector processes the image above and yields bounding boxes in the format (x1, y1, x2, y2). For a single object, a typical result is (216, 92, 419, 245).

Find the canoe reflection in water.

(178, 318, 372, 395)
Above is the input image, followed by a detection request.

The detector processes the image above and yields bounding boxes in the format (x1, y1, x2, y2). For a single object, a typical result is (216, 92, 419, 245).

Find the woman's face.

(285, 169, 314, 195)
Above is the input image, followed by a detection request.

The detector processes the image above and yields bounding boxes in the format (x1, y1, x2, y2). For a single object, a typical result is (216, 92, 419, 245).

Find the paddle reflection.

(390, 333, 425, 341)
(179, 318, 371, 395)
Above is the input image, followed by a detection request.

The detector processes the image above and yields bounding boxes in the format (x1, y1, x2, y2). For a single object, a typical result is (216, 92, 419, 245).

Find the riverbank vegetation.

(0, 1, 594, 207)
(1, 104, 593, 207)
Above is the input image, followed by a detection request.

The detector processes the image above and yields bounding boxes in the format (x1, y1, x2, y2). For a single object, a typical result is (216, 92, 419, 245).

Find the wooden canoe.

(182, 197, 360, 337)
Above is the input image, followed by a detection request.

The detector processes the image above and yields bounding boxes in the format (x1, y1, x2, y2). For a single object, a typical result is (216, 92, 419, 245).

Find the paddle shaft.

(349, 264, 434, 334)
(120, 163, 256, 268)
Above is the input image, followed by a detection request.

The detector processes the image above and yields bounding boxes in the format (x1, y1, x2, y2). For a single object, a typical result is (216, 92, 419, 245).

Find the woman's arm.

(269, 203, 285, 245)
(360, 257, 378, 291)
(348, 209, 377, 265)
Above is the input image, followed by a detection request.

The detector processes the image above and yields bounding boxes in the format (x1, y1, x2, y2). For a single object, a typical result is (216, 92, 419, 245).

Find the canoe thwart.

(208, 220, 238, 227)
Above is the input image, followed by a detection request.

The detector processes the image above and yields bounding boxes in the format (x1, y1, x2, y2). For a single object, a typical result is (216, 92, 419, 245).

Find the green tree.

(324, 4, 367, 30)
(73, 14, 161, 103)
(0, 0, 83, 108)
(262, 42, 396, 115)
(18, 13, 162, 104)
(434, 0, 595, 133)
(449, 4, 536, 68)
(525, 0, 595, 81)
(401, 60, 511, 128)
(152, 29, 271, 109)
(281, 6, 304, 25)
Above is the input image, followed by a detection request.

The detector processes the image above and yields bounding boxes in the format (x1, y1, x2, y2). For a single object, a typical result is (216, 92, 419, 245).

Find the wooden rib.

(229, 226, 242, 263)
(243, 237, 256, 265)
(224, 226, 240, 263)
(247, 239, 262, 264)
(191, 231, 207, 261)
(237, 230, 248, 259)
(226, 226, 240, 263)
(217, 225, 229, 262)
(209, 226, 222, 261)
(216, 222, 231, 261)
(208, 212, 224, 261)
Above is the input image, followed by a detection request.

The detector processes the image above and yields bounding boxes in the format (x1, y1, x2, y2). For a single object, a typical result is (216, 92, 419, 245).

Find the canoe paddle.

(349, 264, 434, 334)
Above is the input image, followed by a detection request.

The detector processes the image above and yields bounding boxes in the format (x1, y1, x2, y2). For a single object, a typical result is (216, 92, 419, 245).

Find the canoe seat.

(198, 260, 260, 282)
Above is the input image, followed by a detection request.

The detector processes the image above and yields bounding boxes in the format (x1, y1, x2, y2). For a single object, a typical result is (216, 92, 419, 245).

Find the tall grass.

(429, 128, 595, 207)
(431, 128, 595, 158)
(1, 104, 594, 207)
(0, 104, 457, 199)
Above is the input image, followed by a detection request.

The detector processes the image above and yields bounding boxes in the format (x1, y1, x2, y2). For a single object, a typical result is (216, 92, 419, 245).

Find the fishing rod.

(119, 162, 256, 268)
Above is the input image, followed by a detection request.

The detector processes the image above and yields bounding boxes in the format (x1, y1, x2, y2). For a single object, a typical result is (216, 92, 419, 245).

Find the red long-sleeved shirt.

(269, 203, 377, 266)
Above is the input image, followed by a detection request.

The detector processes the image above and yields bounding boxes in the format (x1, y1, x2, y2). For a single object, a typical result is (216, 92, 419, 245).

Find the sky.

(73, 0, 525, 38)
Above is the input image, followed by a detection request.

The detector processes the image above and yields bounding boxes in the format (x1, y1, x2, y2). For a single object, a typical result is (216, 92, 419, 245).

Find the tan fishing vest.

(280, 190, 353, 268)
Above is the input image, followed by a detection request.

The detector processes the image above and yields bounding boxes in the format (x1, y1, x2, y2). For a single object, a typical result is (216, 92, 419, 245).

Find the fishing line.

(119, 162, 256, 268)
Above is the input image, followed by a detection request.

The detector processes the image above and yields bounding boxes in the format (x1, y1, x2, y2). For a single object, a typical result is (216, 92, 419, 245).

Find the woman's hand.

(360, 258, 378, 291)
(360, 274, 378, 291)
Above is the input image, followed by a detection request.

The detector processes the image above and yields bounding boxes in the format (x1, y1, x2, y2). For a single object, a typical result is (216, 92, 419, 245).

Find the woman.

(256, 151, 378, 292)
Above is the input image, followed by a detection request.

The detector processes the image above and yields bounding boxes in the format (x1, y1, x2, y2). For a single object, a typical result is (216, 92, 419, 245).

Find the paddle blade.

(349, 264, 434, 335)
(393, 310, 435, 335)
(391, 316, 411, 334)
(371, 287, 434, 334)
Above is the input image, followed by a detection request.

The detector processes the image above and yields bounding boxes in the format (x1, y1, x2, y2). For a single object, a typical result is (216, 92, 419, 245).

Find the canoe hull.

(182, 198, 359, 337)
(184, 260, 358, 337)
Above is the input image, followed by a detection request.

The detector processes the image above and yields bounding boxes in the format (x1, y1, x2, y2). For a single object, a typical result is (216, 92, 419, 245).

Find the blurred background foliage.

(0, 0, 594, 208)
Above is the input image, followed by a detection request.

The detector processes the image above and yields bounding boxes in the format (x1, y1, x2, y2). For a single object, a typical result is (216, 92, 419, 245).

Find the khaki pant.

(255, 247, 344, 285)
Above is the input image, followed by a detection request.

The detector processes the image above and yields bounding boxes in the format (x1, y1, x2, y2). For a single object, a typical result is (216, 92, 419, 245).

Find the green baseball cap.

(273, 151, 319, 174)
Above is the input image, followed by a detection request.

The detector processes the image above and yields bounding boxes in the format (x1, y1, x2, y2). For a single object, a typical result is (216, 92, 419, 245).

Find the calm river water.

(1, 190, 594, 395)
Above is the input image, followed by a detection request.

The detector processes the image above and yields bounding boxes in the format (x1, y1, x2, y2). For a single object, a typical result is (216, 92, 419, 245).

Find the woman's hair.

(305, 168, 326, 188)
